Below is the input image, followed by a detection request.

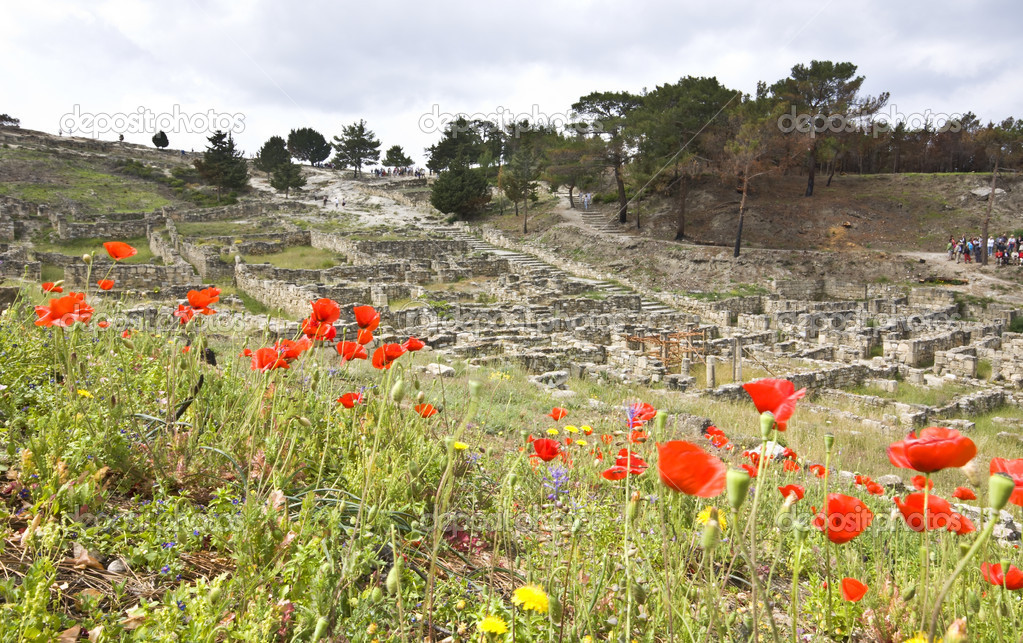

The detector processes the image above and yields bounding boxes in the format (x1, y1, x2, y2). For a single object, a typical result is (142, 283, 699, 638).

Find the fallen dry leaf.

(57, 625, 81, 643)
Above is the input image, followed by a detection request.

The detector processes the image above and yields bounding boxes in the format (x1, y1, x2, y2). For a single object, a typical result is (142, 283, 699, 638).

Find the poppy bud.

(701, 518, 721, 551)
(726, 612, 738, 627)
(121, 338, 135, 351)
(209, 587, 222, 604)
(82, 254, 92, 264)
(999, 600, 1011, 618)
(468, 380, 481, 398)
(759, 411, 775, 438)
(311, 370, 321, 383)
(549, 592, 563, 622)
(967, 590, 980, 613)
(727, 468, 751, 511)
(506, 473, 518, 488)
(824, 433, 835, 452)
(632, 580, 647, 605)
(653, 410, 666, 433)
(989, 472, 1015, 511)
(390, 378, 405, 403)
(959, 543, 970, 559)
(626, 497, 640, 523)
(416, 391, 426, 403)
(385, 558, 402, 595)
(412, 377, 420, 390)
(572, 518, 582, 535)
(370, 587, 383, 603)
(312, 617, 329, 641)
(296, 416, 312, 428)
(901, 583, 916, 602)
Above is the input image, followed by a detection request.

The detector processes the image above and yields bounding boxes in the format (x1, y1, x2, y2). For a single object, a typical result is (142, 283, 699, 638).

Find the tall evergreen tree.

(254, 135, 290, 177)
(287, 128, 331, 166)
(331, 119, 381, 177)
(270, 161, 307, 198)
(430, 159, 490, 217)
(193, 130, 249, 202)
(382, 145, 414, 169)
(571, 91, 643, 224)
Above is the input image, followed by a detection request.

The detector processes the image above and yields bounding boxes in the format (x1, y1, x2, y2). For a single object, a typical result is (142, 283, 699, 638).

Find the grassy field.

(2, 286, 1021, 641)
(242, 247, 343, 270)
(0, 147, 177, 213)
(31, 236, 158, 264)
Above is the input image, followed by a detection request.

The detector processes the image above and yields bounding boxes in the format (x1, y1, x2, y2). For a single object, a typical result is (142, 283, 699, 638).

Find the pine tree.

(287, 128, 331, 166)
(152, 130, 169, 148)
(193, 130, 249, 203)
(331, 119, 381, 177)
(254, 135, 290, 177)
(430, 159, 490, 217)
(382, 145, 414, 169)
(270, 161, 306, 198)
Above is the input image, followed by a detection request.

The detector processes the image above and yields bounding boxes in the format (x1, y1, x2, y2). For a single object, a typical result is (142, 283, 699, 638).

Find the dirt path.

(898, 250, 1023, 303)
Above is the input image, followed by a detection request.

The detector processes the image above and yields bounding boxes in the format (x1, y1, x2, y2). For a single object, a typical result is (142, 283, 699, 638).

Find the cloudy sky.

(4, 0, 1021, 164)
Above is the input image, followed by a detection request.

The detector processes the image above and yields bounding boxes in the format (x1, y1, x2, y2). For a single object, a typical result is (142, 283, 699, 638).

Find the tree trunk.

(804, 141, 817, 197)
(614, 163, 628, 224)
(522, 198, 528, 234)
(568, 187, 575, 209)
(734, 171, 750, 257)
(981, 157, 999, 266)
(675, 174, 689, 241)
(825, 155, 838, 187)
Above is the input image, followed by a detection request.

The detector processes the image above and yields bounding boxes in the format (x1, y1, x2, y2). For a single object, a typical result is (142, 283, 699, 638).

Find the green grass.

(242, 247, 343, 270)
(174, 222, 267, 238)
(31, 236, 157, 264)
(849, 381, 973, 407)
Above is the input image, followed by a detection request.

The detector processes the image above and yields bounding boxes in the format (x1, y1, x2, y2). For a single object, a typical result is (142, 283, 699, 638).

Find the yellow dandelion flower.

(479, 614, 508, 634)
(582, 637, 593, 643)
(581, 425, 593, 434)
(546, 428, 559, 436)
(564, 425, 578, 433)
(453, 442, 469, 451)
(696, 507, 727, 530)
(575, 439, 587, 446)
(901, 635, 928, 643)
(511, 584, 549, 614)
(77, 389, 94, 398)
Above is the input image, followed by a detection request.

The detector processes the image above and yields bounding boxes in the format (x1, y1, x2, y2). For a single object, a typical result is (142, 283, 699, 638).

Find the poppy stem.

(823, 447, 833, 637)
(919, 477, 931, 630)
(926, 509, 996, 641)
(790, 539, 802, 643)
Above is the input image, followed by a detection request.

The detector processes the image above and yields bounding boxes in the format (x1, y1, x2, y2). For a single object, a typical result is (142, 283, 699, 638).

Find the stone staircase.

(578, 209, 624, 233)
(432, 225, 674, 315)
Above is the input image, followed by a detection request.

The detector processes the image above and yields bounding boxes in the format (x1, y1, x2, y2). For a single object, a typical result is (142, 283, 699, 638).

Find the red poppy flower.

(911, 475, 934, 490)
(41, 282, 63, 293)
(854, 474, 872, 486)
(173, 304, 195, 324)
(616, 449, 648, 475)
(98, 320, 110, 329)
(709, 434, 730, 449)
(187, 287, 220, 312)
(705, 426, 725, 437)
(866, 482, 885, 496)
(981, 562, 1023, 590)
(548, 407, 567, 421)
(778, 484, 805, 501)
(531, 438, 561, 462)
(301, 317, 336, 340)
(952, 486, 977, 501)
(629, 430, 648, 444)
(371, 343, 407, 369)
(103, 241, 137, 261)
(337, 341, 368, 362)
(356, 328, 374, 345)
(656, 441, 726, 498)
(840, 578, 868, 602)
(783, 460, 800, 473)
(414, 403, 438, 418)
(310, 298, 341, 324)
(888, 427, 977, 474)
(251, 347, 289, 372)
(989, 458, 1023, 506)
(403, 336, 425, 351)
(275, 337, 312, 361)
(600, 434, 613, 445)
(602, 466, 629, 481)
(182, 346, 191, 354)
(741, 463, 759, 478)
(809, 464, 827, 478)
(741, 378, 807, 431)
(812, 493, 873, 544)
(97, 279, 114, 291)
(241, 348, 253, 357)
(894, 492, 955, 532)
(781, 447, 798, 460)
(34, 293, 94, 327)
(353, 305, 380, 331)
(582, 426, 593, 436)
(122, 329, 132, 339)
(948, 513, 976, 535)
(627, 402, 657, 428)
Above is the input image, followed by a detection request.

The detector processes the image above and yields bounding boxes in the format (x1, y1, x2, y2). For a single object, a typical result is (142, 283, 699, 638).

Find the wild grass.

(0, 287, 1021, 642)
(242, 247, 343, 270)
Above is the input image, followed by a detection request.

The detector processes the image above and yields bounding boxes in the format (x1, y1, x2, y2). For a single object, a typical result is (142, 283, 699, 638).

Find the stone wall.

(933, 346, 978, 378)
(167, 201, 306, 223)
(0, 245, 41, 281)
(54, 213, 164, 240)
(63, 261, 195, 291)
(310, 231, 469, 262)
(234, 263, 374, 318)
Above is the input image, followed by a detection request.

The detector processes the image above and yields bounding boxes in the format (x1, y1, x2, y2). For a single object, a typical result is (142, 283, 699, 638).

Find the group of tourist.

(372, 167, 426, 178)
(947, 234, 1023, 265)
